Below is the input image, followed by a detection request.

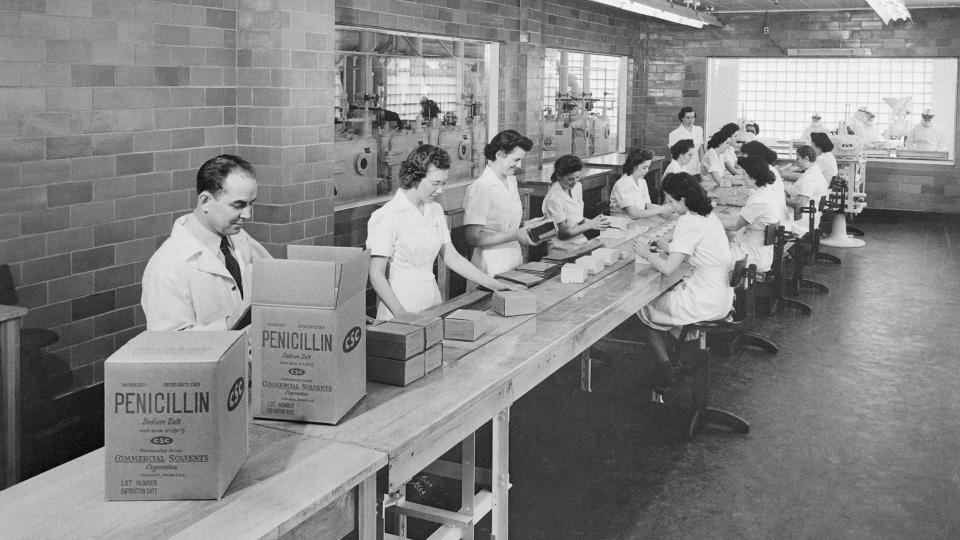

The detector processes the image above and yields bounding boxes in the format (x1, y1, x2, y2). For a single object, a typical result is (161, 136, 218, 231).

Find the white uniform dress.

(816, 151, 838, 180)
(729, 183, 782, 273)
(367, 190, 451, 320)
(908, 123, 946, 151)
(639, 212, 734, 333)
(609, 173, 651, 219)
(662, 159, 684, 178)
(142, 214, 272, 331)
(542, 181, 588, 251)
(769, 165, 792, 225)
(463, 165, 524, 277)
(787, 165, 829, 235)
(801, 123, 829, 145)
(668, 124, 704, 176)
(701, 147, 727, 185)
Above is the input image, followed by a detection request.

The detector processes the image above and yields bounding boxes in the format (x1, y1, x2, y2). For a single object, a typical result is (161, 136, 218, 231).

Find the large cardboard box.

(367, 321, 424, 360)
(390, 313, 443, 349)
(492, 290, 538, 317)
(104, 331, 248, 501)
(251, 245, 370, 424)
(444, 309, 489, 341)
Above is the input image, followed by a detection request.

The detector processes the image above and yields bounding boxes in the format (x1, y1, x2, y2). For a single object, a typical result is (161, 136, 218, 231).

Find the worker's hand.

(652, 204, 675, 218)
(632, 238, 652, 258)
(515, 227, 536, 246)
(656, 238, 670, 252)
(490, 279, 526, 292)
(589, 215, 610, 230)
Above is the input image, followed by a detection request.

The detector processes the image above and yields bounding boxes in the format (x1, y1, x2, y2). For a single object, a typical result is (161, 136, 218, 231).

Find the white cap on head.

(922, 108, 934, 118)
(811, 112, 822, 120)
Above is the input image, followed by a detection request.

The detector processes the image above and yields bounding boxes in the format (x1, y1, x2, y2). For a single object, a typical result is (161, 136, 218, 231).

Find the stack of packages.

(367, 314, 443, 387)
(561, 247, 626, 284)
(495, 260, 562, 287)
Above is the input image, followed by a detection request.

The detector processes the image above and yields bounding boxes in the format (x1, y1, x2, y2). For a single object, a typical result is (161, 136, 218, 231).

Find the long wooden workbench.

(0, 215, 679, 540)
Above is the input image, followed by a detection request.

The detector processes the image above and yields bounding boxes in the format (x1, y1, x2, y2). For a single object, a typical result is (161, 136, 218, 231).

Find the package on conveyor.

(367, 320, 444, 386)
(444, 309, 489, 341)
(492, 290, 538, 316)
(592, 247, 618, 265)
(575, 255, 604, 274)
(561, 264, 588, 284)
(104, 331, 248, 501)
(251, 245, 369, 424)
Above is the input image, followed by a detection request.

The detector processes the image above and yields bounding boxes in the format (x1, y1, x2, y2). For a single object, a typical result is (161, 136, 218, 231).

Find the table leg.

(461, 434, 476, 540)
(1, 316, 23, 489)
(357, 475, 377, 540)
(491, 407, 510, 540)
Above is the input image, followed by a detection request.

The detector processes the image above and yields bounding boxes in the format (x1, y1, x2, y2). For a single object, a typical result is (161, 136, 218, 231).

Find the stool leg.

(687, 330, 750, 438)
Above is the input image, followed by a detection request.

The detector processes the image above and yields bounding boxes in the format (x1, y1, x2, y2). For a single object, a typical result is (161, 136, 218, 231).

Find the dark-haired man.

(142, 155, 272, 331)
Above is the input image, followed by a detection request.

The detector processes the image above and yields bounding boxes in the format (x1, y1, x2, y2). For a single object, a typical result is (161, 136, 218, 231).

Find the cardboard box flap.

(252, 259, 339, 307)
(107, 331, 245, 364)
(287, 245, 370, 304)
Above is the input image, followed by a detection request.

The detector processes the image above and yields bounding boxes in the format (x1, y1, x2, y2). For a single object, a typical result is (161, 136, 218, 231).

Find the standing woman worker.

(367, 144, 518, 320)
(463, 130, 535, 277)
(632, 173, 734, 385)
(609, 149, 672, 219)
(542, 154, 609, 251)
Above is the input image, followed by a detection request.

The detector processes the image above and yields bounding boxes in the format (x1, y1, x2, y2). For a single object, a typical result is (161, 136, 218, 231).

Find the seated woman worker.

(541, 154, 609, 252)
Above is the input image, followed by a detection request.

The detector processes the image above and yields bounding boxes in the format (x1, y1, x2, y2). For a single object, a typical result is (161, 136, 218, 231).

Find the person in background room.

(668, 106, 704, 177)
(801, 113, 829, 145)
(744, 121, 759, 139)
(367, 145, 519, 320)
(663, 139, 696, 178)
(463, 130, 536, 279)
(541, 154, 609, 251)
(907, 108, 946, 152)
(785, 145, 829, 236)
(610, 149, 673, 220)
(809, 132, 838, 180)
(142, 154, 272, 331)
(721, 155, 783, 273)
(632, 173, 734, 387)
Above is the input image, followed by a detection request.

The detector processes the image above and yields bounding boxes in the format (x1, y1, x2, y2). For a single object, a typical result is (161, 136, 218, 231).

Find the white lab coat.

(907, 123, 946, 151)
(787, 165, 829, 235)
(609, 173, 652, 219)
(668, 124, 704, 176)
(542, 181, 588, 251)
(462, 165, 524, 277)
(366, 190, 450, 320)
(141, 214, 272, 331)
(729, 183, 783, 273)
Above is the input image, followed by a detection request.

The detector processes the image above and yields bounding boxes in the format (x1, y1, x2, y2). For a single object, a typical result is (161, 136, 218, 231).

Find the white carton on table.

(561, 264, 588, 284)
(104, 331, 248, 501)
(251, 245, 370, 424)
(575, 255, 604, 274)
(599, 228, 625, 239)
(592, 247, 618, 265)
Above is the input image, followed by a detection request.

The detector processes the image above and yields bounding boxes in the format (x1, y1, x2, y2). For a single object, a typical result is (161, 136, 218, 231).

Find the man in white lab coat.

(141, 154, 272, 331)
(667, 106, 704, 176)
(907, 108, 946, 151)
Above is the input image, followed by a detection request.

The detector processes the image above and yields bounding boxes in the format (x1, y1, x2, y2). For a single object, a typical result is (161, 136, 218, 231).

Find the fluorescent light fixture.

(865, 0, 911, 24)
(589, 0, 717, 28)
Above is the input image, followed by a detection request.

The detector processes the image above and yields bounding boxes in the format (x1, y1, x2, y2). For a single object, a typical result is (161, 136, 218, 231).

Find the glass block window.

(544, 49, 622, 144)
(737, 58, 935, 141)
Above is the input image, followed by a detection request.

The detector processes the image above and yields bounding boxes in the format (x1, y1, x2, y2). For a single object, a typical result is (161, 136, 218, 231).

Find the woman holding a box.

(367, 144, 519, 320)
(609, 148, 673, 220)
(632, 172, 734, 386)
(541, 154, 610, 251)
(462, 130, 537, 278)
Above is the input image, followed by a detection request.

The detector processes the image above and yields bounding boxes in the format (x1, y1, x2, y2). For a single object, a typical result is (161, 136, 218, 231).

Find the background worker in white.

(741, 141, 792, 226)
(367, 145, 519, 320)
(142, 154, 271, 331)
(907, 108, 946, 151)
(809, 132, 838, 180)
(663, 139, 696, 178)
(541, 154, 609, 251)
(785, 145, 829, 236)
(668, 106, 703, 177)
(801, 113, 828, 145)
(721, 155, 783, 273)
(463, 130, 536, 278)
(610, 148, 673, 219)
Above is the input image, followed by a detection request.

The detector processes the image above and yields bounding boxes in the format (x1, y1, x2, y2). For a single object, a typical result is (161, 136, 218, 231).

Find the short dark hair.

(622, 148, 654, 177)
(662, 172, 713, 217)
(745, 121, 759, 134)
(797, 145, 818, 163)
(810, 132, 834, 153)
(196, 154, 254, 195)
(736, 155, 774, 187)
(670, 139, 695, 160)
(399, 144, 450, 189)
(550, 154, 583, 183)
(719, 122, 740, 138)
(740, 141, 778, 164)
(707, 129, 729, 150)
(483, 129, 533, 162)
(678, 106, 696, 121)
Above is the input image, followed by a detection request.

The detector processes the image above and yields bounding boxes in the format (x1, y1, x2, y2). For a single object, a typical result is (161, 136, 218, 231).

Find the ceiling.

(707, 0, 960, 13)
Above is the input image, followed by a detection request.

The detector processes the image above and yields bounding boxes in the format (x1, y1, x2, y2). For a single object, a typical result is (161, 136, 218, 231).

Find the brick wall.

(639, 8, 960, 212)
(0, 0, 241, 392)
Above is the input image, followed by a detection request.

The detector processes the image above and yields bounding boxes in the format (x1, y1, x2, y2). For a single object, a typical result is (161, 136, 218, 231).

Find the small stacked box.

(444, 309, 489, 341)
(367, 315, 443, 386)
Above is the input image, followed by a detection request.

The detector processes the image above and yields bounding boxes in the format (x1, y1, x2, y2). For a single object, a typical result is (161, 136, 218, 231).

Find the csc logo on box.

(343, 326, 362, 353)
(227, 376, 245, 411)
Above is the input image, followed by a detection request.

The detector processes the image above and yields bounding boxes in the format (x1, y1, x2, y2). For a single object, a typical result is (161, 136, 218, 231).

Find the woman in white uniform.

(632, 172, 735, 385)
(542, 154, 609, 251)
(609, 149, 672, 219)
(810, 132, 838, 180)
(367, 145, 519, 320)
(721, 155, 782, 273)
(741, 141, 791, 225)
(463, 130, 536, 277)
(663, 139, 695, 178)
(718, 122, 743, 176)
(701, 129, 736, 187)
